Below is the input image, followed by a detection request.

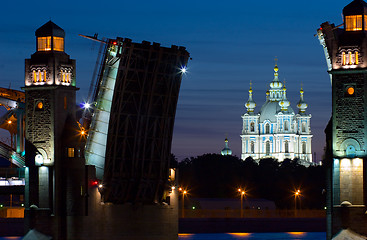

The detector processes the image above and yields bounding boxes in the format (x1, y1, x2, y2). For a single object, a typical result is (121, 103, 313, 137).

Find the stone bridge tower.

(24, 21, 85, 239)
(318, 0, 367, 238)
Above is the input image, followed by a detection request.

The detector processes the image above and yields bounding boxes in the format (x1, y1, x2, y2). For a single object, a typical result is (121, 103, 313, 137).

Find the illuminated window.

(345, 15, 363, 31)
(33, 70, 37, 83)
(349, 52, 353, 65)
(43, 70, 47, 82)
(355, 51, 359, 65)
(285, 141, 289, 153)
(67, 148, 74, 157)
(250, 141, 254, 153)
(266, 141, 270, 155)
(53, 37, 64, 51)
(265, 124, 270, 134)
(302, 142, 306, 154)
(37, 37, 52, 51)
(342, 52, 346, 65)
(250, 122, 255, 132)
(36, 101, 43, 109)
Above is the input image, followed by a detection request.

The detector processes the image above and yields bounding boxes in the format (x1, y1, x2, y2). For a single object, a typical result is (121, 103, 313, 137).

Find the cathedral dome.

(245, 86, 256, 113)
(221, 138, 232, 156)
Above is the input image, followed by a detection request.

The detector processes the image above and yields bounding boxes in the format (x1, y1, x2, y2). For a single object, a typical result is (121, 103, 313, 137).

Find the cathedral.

(240, 63, 313, 165)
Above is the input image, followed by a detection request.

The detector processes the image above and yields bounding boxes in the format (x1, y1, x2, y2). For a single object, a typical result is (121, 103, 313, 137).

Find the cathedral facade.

(241, 64, 312, 165)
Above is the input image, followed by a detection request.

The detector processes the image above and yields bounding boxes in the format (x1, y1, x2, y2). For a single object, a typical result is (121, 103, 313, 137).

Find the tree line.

(175, 154, 326, 209)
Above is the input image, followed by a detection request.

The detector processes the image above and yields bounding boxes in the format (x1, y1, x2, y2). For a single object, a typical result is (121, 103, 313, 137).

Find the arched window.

(284, 121, 289, 131)
(266, 141, 270, 155)
(302, 122, 306, 133)
(251, 141, 255, 153)
(250, 122, 255, 132)
(285, 141, 289, 153)
(302, 142, 306, 154)
(265, 123, 270, 134)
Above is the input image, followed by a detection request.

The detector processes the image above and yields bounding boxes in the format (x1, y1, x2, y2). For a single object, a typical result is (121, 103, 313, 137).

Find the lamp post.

(294, 189, 301, 216)
(182, 190, 187, 218)
(238, 188, 246, 218)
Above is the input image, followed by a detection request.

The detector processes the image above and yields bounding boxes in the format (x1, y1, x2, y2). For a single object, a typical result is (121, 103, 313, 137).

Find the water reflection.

(178, 232, 326, 240)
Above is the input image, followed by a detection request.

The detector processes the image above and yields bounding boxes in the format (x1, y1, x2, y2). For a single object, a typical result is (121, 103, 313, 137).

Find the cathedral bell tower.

(318, 0, 367, 238)
(24, 21, 85, 238)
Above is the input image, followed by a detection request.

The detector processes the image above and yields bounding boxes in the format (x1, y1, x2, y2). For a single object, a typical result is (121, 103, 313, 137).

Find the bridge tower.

(23, 21, 85, 238)
(318, 0, 367, 238)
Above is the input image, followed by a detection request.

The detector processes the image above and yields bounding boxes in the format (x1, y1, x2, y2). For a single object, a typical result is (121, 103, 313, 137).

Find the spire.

(245, 82, 256, 113)
(297, 86, 308, 114)
(269, 58, 283, 101)
(221, 138, 232, 156)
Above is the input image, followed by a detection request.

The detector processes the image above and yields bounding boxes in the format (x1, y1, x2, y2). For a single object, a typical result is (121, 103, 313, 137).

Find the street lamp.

(294, 189, 301, 216)
(238, 188, 246, 218)
(181, 189, 187, 218)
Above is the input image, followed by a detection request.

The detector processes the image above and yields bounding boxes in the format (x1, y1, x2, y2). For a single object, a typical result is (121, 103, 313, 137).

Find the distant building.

(221, 138, 232, 156)
(240, 63, 312, 165)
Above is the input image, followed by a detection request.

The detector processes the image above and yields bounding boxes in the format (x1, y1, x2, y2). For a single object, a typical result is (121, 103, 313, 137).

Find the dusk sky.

(0, 0, 350, 161)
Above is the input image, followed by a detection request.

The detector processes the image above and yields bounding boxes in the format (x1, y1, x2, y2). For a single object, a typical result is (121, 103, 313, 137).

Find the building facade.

(241, 64, 312, 165)
(318, 0, 367, 238)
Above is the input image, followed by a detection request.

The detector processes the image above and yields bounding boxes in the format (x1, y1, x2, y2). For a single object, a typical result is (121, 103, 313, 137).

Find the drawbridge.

(0, 87, 25, 167)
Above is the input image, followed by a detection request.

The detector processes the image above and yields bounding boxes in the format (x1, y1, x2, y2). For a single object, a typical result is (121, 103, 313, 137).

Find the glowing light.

(228, 233, 252, 237)
(183, 190, 187, 194)
(21, 204, 24, 207)
(347, 87, 355, 95)
(85, 102, 91, 109)
(192, 206, 195, 210)
(180, 66, 187, 74)
(341, 158, 351, 168)
(288, 232, 306, 236)
(35, 154, 44, 166)
(98, 184, 103, 188)
(37, 102, 43, 109)
(241, 191, 245, 195)
(179, 187, 182, 191)
(81, 130, 85, 135)
(7, 120, 12, 124)
(112, 41, 117, 45)
(171, 186, 175, 190)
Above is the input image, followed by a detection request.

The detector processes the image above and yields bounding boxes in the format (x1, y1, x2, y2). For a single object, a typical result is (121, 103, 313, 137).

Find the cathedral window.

(302, 122, 306, 133)
(302, 142, 306, 154)
(284, 121, 289, 131)
(266, 141, 270, 155)
(250, 122, 255, 132)
(345, 15, 363, 31)
(250, 141, 254, 153)
(265, 124, 270, 134)
(285, 141, 289, 153)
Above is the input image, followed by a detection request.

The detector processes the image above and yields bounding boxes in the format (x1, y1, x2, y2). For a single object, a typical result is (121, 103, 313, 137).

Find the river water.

(179, 232, 326, 240)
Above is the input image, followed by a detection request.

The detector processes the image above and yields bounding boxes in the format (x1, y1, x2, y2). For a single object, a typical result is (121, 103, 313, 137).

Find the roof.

(35, 21, 65, 38)
(259, 100, 294, 122)
(343, 0, 367, 16)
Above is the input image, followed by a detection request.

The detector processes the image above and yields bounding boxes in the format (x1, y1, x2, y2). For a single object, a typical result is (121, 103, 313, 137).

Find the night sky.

(0, 0, 349, 161)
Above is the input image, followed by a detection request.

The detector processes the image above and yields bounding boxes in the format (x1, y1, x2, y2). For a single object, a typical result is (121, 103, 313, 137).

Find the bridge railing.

(179, 209, 325, 218)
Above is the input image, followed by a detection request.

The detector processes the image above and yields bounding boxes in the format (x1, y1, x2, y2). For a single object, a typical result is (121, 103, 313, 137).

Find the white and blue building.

(241, 64, 312, 165)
